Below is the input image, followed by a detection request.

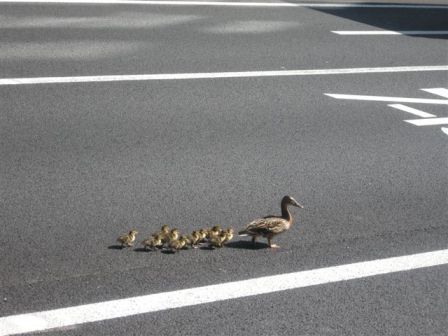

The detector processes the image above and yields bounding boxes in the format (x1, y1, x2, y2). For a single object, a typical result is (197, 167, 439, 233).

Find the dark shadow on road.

(107, 245, 125, 250)
(225, 240, 270, 250)
(288, 1, 448, 40)
(133, 247, 155, 252)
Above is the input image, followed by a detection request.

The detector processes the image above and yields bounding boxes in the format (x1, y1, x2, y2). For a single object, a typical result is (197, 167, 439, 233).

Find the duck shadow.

(225, 240, 270, 250)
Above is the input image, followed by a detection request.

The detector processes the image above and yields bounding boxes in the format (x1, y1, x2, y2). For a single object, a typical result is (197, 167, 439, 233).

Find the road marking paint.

(1, 249, 448, 336)
(442, 127, 448, 135)
(388, 104, 436, 118)
(404, 117, 448, 126)
(324, 93, 448, 105)
(332, 30, 448, 35)
(0, 0, 447, 8)
(422, 88, 448, 98)
(1, 66, 448, 86)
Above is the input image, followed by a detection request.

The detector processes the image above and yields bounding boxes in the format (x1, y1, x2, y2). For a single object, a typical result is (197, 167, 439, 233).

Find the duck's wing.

(117, 234, 128, 243)
(241, 217, 288, 235)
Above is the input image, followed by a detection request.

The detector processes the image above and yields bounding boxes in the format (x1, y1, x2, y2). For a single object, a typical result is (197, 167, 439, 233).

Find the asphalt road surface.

(1, 1, 447, 335)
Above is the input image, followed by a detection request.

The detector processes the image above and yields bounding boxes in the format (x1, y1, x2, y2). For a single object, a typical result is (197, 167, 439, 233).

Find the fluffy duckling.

(180, 235, 191, 249)
(210, 231, 227, 248)
(207, 225, 221, 241)
(198, 229, 208, 243)
(222, 228, 234, 245)
(158, 224, 171, 244)
(168, 236, 189, 253)
(190, 231, 201, 248)
(117, 230, 138, 248)
(141, 234, 163, 250)
(167, 228, 180, 242)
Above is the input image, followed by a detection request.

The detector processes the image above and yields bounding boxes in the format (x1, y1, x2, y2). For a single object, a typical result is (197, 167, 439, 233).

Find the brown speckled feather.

(241, 217, 290, 236)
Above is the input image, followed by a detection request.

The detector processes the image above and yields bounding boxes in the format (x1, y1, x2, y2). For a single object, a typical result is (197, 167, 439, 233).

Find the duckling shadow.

(161, 250, 176, 254)
(199, 245, 215, 251)
(107, 245, 125, 250)
(133, 247, 155, 253)
(225, 240, 269, 250)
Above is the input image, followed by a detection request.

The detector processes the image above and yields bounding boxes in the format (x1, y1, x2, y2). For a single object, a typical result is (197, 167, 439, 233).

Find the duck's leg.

(251, 235, 257, 244)
(267, 237, 279, 248)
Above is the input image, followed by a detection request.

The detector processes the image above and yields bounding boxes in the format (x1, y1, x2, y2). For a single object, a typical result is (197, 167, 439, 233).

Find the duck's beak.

(294, 201, 304, 209)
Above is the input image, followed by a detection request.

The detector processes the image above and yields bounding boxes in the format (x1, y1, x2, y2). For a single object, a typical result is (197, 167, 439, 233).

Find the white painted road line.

(442, 127, 448, 135)
(422, 88, 448, 99)
(388, 104, 436, 118)
(332, 30, 448, 35)
(1, 65, 448, 86)
(1, 249, 448, 336)
(0, 0, 447, 9)
(325, 93, 448, 105)
(404, 117, 448, 126)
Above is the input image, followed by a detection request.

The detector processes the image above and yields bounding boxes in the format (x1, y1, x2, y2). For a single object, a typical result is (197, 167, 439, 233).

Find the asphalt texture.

(0, 1, 447, 335)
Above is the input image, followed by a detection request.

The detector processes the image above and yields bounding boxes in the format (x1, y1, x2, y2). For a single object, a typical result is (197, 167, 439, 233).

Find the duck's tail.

(238, 229, 249, 236)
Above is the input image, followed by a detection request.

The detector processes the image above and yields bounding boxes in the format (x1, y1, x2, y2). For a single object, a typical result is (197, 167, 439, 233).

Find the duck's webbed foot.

(267, 238, 279, 248)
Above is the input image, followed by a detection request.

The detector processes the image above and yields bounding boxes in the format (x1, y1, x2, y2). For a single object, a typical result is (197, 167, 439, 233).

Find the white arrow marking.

(388, 104, 436, 118)
(325, 93, 448, 105)
(441, 127, 448, 135)
(422, 88, 448, 99)
(405, 118, 448, 126)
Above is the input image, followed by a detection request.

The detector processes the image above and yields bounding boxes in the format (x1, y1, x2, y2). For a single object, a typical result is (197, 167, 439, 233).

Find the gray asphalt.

(1, 1, 447, 335)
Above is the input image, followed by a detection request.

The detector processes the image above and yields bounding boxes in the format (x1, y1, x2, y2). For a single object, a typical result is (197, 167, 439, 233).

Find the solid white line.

(422, 88, 448, 98)
(404, 117, 448, 126)
(325, 93, 448, 105)
(1, 249, 448, 336)
(388, 104, 436, 118)
(0, 0, 447, 8)
(1, 65, 448, 86)
(332, 30, 448, 35)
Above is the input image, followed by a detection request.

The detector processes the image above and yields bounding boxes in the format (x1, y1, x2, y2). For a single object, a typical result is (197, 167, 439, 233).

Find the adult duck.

(238, 195, 303, 248)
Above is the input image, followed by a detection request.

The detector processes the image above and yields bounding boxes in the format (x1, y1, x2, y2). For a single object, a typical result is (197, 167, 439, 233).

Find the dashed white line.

(388, 104, 436, 118)
(1, 65, 448, 86)
(325, 93, 448, 105)
(1, 249, 448, 336)
(0, 0, 447, 8)
(404, 117, 448, 126)
(332, 30, 448, 35)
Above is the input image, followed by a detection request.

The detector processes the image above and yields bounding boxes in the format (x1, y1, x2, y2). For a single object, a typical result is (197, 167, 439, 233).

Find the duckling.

(180, 235, 191, 249)
(222, 228, 234, 245)
(190, 231, 201, 248)
(206, 225, 221, 241)
(158, 224, 171, 244)
(238, 195, 303, 248)
(167, 228, 180, 242)
(117, 230, 138, 248)
(141, 234, 163, 250)
(198, 229, 208, 243)
(210, 231, 227, 248)
(168, 236, 189, 253)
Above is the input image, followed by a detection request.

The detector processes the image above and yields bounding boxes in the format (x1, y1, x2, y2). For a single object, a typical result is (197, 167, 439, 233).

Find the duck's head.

(282, 195, 304, 208)
(129, 230, 138, 236)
